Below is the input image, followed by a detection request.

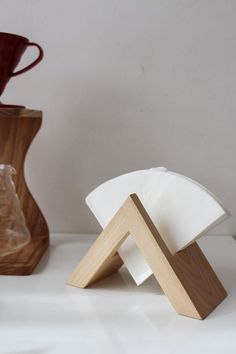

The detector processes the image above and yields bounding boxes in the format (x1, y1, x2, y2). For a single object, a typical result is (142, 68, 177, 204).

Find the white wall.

(1, 0, 235, 235)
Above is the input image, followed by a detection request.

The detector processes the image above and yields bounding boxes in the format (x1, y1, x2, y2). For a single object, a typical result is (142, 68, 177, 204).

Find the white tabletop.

(1, 234, 235, 354)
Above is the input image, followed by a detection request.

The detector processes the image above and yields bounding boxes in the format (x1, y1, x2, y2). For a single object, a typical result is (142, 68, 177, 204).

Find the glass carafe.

(0, 164, 30, 256)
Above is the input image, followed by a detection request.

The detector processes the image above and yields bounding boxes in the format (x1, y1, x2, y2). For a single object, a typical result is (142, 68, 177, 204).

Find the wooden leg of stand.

(66, 209, 127, 287)
(126, 195, 227, 319)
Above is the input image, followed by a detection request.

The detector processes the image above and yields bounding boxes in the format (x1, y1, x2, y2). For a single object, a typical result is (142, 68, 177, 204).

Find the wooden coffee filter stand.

(67, 194, 227, 320)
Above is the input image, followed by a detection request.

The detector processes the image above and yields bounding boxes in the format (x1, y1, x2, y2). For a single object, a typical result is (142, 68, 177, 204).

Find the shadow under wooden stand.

(0, 108, 49, 275)
(67, 194, 227, 319)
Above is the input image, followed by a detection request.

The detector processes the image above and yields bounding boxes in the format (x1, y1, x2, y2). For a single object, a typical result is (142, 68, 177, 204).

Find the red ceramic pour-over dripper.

(0, 32, 44, 108)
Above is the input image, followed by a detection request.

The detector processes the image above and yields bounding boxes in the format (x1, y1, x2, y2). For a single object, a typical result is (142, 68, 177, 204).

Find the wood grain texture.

(0, 108, 49, 275)
(67, 208, 127, 288)
(67, 194, 227, 319)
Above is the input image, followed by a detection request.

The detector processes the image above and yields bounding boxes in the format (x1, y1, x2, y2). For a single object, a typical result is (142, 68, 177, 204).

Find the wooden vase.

(0, 108, 49, 275)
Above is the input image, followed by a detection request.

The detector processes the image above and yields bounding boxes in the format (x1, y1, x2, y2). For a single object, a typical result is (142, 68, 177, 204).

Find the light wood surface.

(0, 108, 49, 275)
(67, 194, 227, 319)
